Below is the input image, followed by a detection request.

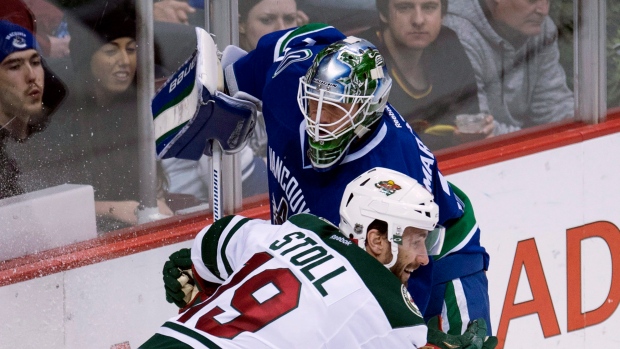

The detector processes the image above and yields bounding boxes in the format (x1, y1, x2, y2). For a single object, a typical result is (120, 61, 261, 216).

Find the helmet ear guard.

(298, 36, 392, 171)
(339, 167, 440, 268)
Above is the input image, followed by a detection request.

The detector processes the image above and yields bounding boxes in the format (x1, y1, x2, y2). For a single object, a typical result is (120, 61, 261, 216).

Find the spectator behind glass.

(161, 0, 309, 205)
(238, 0, 309, 51)
(153, 0, 196, 25)
(0, 19, 66, 200)
(443, 0, 574, 135)
(358, 0, 492, 151)
(63, 1, 173, 232)
(238, 0, 307, 155)
(22, 0, 70, 59)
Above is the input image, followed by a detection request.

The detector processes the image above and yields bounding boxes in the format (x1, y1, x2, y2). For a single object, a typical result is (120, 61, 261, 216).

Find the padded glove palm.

(425, 317, 498, 349)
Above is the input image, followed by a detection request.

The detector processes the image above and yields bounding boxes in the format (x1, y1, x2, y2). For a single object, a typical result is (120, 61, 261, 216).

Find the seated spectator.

(358, 0, 490, 150)
(161, 0, 310, 203)
(0, 19, 66, 200)
(60, 1, 173, 231)
(298, 0, 376, 35)
(443, 0, 574, 135)
(238, 0, 307, 157)
(153, 0, 196, 25)
(238, 0, 308, 52)
(23, 0, 70, 59)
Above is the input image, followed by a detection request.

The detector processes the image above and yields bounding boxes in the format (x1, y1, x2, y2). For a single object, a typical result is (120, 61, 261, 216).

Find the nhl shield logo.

(375, 179, 401, 196)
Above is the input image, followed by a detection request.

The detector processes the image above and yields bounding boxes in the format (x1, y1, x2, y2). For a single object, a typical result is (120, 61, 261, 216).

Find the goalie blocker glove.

(152, 27, 257, 161)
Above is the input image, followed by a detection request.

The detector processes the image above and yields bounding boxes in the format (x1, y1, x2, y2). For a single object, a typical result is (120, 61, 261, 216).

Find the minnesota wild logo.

(375, 180, 401, 196)
(401, 284, 423, 318)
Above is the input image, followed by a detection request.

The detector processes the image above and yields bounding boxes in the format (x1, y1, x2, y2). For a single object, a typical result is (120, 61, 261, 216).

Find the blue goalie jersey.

(227, 24, 489, 317)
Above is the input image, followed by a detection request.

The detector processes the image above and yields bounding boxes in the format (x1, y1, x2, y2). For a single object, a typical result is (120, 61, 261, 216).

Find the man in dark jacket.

(359, 0, 493, 150)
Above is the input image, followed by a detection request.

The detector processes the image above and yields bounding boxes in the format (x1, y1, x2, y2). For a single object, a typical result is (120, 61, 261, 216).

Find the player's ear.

(366, 228, 389, 262)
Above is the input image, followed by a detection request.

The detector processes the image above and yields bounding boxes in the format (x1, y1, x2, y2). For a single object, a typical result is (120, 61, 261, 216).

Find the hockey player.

(142, 167, 497, 348)
(220, 24, 491, 336)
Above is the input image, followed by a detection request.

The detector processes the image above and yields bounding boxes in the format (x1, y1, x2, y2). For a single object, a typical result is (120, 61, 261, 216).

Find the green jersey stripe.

(201, 216, 250, 280)
(139, 333, 195, 349)
(443, 281, 464, 335)
(436, 183, 478, 259)
(163, 322, 222, 348)
(200, 215, 236, 281)
(220, 217, 251, 276)
(273, 23, 333, 59)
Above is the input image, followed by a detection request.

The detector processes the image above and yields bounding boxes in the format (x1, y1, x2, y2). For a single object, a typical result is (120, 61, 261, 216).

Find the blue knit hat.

(0, 20, 37, 63)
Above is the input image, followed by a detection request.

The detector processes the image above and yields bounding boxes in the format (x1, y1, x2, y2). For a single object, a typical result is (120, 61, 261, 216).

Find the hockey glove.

(425, 316, 498, 349)
(163, 248, 196, 308)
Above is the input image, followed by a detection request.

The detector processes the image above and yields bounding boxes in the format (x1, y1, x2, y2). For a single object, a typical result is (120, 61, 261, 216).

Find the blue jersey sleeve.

(231, 24, 346, 101)
(230, 30, 284, 100)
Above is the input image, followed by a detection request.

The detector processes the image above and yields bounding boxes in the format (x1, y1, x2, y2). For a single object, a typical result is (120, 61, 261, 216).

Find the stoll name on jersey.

(269, 231, 347, 297)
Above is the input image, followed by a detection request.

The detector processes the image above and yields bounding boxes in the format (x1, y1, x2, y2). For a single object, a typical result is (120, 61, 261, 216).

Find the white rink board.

(448, 131, 620, 348)
(0, 273, 65, 348)
(1, 132, 620, 348)
(0, 241, 192, 349)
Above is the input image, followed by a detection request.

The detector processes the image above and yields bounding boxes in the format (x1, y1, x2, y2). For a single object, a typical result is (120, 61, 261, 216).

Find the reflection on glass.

(298, 0, 576, 150)
(356, 0, 485, 151)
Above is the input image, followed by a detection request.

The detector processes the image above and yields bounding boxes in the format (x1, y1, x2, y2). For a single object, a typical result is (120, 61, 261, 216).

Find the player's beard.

(389, 259, 413, 285)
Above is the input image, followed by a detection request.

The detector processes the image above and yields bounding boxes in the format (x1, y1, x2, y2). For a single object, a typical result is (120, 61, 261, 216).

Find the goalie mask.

(298, 37, 392, 171)
(339, 167, 442, 268)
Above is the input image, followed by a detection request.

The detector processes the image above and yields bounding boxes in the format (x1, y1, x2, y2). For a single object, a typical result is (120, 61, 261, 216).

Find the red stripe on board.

(2, 111, 620, 286)
(437, 110, 620, 174)
(0, 199, 271, 287)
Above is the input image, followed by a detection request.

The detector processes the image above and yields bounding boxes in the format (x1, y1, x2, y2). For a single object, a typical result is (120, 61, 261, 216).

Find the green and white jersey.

(147, 214, 427, 349)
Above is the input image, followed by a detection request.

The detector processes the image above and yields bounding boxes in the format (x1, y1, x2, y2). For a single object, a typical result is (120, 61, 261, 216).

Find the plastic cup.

(455, 113, 487, 134)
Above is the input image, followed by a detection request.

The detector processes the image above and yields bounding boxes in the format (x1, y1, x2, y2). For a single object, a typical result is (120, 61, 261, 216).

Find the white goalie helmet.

(297, 36, 392, 171)
(339, 167, 442, 268)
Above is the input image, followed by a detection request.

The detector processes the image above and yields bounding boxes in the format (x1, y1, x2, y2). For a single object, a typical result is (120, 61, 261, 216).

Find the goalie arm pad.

(222, 45, 263, 112)
(221, 45, 248, 97)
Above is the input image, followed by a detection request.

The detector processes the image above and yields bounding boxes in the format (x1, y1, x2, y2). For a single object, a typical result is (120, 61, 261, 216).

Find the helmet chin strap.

(354, 124, 371, 138)
(384, 242, 398, 269)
